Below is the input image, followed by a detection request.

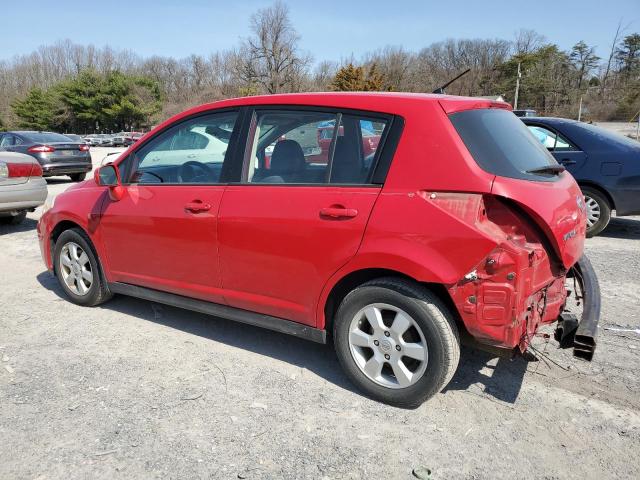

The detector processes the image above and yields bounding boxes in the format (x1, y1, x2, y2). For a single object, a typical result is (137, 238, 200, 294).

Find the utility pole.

(578, 96, 583, 122)
(636, 111, 639, 141)
(514, 62, 521, 110)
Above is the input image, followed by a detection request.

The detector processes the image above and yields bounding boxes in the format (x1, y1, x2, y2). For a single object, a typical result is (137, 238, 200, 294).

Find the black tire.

(333, 277, 460, 408)
(582, 187, 611, 238)
(53, 228, 112, 306)
(70, 173, 87, 182)
(0, 211, 27, 225)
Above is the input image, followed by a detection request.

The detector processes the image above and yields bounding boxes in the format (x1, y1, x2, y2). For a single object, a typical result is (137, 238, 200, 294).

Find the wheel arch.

(578, 181, 615, 210)
(49, 220, 98, 276)
(320, 267, 457, 336)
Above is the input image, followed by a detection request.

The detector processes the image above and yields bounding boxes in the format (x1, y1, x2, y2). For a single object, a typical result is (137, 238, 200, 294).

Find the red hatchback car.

(37, 93, 600, 407)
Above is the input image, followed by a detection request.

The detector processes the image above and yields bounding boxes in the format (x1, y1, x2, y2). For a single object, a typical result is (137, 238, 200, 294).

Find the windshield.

(449, 108, 559, 181)
(23, 132, 76, 143)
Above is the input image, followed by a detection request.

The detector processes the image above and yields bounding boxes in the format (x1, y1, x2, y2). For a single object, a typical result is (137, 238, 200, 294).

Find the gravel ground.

(1, 147, 639, 479)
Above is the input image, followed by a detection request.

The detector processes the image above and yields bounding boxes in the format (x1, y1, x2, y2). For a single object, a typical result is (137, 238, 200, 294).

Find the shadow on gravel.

(37, 270, 529, 403)
(442, 348, 527, 404)
(0, 217, 38, 235)
(36, 271, 357, 395)
(599, 217, 640, 240)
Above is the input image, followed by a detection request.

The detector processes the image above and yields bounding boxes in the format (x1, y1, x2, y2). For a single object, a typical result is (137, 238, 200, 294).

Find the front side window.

(527, 125, 577, 152)
(127, 111, 238, 184)
(244, 110, 388, 185)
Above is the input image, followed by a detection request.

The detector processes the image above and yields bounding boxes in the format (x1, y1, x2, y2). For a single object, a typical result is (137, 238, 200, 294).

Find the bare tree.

(600, 20, 626, 93)
(514, 29, 547, 55)
(238, 1, 311, 94)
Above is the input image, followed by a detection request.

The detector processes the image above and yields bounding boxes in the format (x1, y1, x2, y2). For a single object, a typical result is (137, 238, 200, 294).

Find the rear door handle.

(319, 206, 358, 219)
(560, 159, 576, 165)
(184, 200, 212, 213)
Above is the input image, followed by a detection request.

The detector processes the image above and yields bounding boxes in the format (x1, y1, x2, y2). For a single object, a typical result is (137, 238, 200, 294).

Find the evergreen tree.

(570, 41, 600, 90)
(11, 71, 162, 133)
(11, 88, 58, 130)
(330, 63, 388, 91)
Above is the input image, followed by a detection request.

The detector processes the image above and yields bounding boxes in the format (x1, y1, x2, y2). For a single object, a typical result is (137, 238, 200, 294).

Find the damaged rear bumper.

(556, 255, 601, 361)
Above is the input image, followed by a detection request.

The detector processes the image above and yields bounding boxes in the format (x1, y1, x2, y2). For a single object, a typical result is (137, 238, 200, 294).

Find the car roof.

(10, 130, 58, 134)
(160, 92, 511, 128)
(521, 117, 579, 126)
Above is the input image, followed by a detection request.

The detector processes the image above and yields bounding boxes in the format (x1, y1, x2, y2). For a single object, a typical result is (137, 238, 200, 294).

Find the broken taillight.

(418, 192, 484, 226)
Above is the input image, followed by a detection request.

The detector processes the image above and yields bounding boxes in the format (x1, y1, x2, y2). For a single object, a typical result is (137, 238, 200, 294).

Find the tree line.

(0, 1, 638, 133)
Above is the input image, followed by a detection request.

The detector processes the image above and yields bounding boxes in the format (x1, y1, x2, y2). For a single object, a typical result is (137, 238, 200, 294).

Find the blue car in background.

(522, 117, 640, 236)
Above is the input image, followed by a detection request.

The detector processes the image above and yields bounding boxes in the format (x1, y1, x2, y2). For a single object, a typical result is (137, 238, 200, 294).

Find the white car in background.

(136, 126, 228, 168)
(0, 152, 48, 225)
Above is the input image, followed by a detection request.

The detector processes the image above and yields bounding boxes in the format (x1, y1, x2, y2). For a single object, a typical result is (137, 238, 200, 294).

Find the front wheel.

(582, 187, 611, 237)
(333, 277, 460, 408)
(53, 228, 112, 306)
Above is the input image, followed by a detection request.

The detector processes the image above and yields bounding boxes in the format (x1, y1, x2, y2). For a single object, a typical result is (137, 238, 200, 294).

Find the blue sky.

(1, 0, 638, 62)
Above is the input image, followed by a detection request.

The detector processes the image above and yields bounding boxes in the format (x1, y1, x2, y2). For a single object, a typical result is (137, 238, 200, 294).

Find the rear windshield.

(578, 122, 640, 149)
(22, 132, 74, 143)
(449, 108, 558, 181)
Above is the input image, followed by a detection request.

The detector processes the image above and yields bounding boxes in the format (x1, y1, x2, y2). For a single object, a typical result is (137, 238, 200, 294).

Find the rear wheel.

(333, 277, 460, 408)
(53, 229, 112, 306)
(582, 187, 611, 237)
(70, 173, 86, 182)
(0, 211, 27, 225)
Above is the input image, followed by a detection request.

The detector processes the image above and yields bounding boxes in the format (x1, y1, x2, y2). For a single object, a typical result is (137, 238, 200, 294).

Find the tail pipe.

(556, 255, 601, 360)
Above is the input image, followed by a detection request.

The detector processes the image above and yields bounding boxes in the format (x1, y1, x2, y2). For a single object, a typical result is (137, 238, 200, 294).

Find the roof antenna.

(432, 68, 471, 94)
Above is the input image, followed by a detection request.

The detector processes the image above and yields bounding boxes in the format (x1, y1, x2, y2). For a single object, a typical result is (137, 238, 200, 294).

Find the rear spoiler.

(439, 98, 512, 115)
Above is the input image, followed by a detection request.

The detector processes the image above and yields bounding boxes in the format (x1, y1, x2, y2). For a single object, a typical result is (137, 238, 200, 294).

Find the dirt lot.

(1, 147, 639, 479)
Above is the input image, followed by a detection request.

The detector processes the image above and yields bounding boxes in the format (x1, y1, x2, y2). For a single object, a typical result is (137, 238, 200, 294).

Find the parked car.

(513, 109, 537, 117)
(37, 93, 600, 407)
(0, 152, 47, 225)
(522, 117, 640, 236)
(94, 135, 113, 146)
(123, 132, 144, 147)
(64, 134, 89, 145)
(0, 131, 92, 182)
(85, 136, 102, 147)
(111, 135, 126, 147)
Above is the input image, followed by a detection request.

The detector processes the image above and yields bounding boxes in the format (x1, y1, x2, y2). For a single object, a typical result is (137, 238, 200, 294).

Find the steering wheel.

(178, 160, 212, 183)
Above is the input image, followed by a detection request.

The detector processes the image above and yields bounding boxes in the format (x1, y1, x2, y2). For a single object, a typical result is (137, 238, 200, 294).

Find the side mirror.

(94, 164, 125, 201)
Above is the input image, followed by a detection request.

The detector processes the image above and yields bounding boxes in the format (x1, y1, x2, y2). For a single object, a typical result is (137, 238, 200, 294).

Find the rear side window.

(450, 109, 559, 181)
(244, 109, 388, 185)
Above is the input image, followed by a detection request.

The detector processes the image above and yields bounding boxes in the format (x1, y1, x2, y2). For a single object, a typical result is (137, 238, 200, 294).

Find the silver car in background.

(0, 152, 47, 225)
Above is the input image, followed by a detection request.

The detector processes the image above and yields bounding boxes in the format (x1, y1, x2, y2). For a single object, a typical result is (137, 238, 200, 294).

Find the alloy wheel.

(584, 195, 601, 228)
(348, 303, 428, 389)
(59, 241, 93, 296)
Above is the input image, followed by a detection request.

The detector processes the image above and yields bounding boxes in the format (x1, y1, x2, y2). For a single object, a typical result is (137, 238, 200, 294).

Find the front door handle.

(185, 200, 212, 213)
(319, 206, 358, 219)
(560, 159, 577, 165)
